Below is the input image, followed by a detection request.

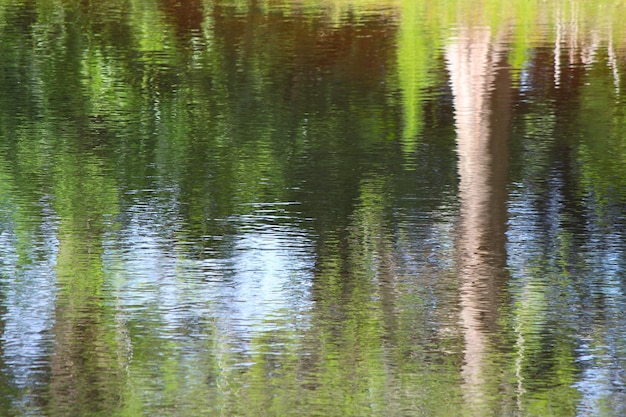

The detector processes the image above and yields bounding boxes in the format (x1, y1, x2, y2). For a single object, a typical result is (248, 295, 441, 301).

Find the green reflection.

(396, 0, 443, 159)
(49, 152, 123, 417)
(1, 0, 626, 416)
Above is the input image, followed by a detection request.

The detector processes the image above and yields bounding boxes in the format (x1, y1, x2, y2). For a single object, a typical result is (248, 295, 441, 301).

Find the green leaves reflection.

(1, 0, 626, 415)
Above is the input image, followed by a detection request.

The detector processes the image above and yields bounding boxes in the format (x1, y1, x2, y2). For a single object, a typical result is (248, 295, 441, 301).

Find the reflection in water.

(447, 26, 511, 413)
(112, 199, 314, 338)
(2, 0, 626, 415)
(48, 150, 122, 416)
(0, 157, 57, 415)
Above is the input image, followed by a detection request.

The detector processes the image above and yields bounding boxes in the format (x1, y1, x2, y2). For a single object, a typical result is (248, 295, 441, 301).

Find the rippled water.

(2, 0, 626, 416)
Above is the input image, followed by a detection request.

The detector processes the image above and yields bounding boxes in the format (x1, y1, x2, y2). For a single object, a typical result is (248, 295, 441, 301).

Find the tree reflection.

(446, 26, 512, 414)
(48, 151, 123, 416)
(2, 0, 626, 415)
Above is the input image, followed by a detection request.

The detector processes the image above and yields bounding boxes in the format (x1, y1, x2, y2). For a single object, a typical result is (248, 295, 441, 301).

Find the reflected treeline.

(1, 0, 626, 415)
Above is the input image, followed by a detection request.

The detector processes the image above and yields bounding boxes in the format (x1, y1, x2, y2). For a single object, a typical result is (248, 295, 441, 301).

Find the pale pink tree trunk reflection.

(446, 27, 511, 413)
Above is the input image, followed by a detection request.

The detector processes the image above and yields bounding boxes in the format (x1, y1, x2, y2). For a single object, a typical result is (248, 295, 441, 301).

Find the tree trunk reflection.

(447, 27, 512, 413)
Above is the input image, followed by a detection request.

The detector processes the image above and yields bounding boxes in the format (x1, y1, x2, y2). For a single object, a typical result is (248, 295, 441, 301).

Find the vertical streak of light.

(555, 5, 562, 89)
(608, 31, 620, 95)
(514, 306, 527, 414)
(569, 1, 578, 66)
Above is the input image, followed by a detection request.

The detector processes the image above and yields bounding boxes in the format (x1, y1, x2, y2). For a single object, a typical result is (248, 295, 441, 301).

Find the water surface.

(1, 0, 626, 416)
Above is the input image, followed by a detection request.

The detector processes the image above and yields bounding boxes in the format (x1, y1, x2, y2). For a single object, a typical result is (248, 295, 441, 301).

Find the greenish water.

(1, 0, 626, 416)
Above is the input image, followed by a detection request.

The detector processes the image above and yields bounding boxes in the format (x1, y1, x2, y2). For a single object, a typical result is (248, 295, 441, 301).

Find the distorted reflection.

(446, 26, 512, 414)
(2, 0, 626, 415)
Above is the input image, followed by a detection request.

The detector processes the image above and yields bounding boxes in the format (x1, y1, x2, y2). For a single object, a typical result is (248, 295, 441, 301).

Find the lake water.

(1, 0, 626, 415)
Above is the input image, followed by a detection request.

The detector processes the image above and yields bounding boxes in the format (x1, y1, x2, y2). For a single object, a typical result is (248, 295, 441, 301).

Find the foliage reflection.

(1, 0, 626, 416)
